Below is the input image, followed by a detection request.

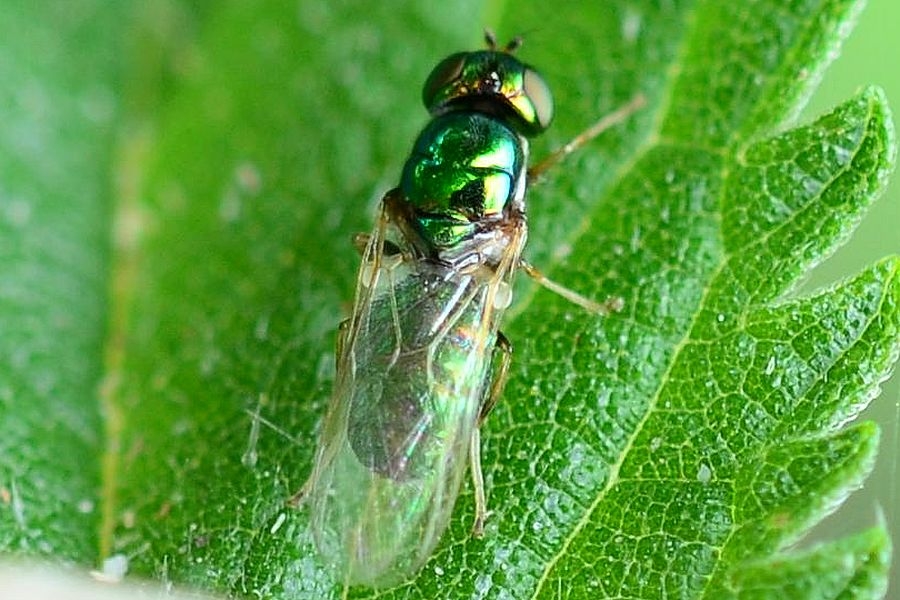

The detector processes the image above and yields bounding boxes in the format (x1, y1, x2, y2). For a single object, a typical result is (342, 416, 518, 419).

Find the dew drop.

(803, 177, 822, 195)
(475, 573, 493, 595)
(834, 144, 852, 165)
(697, 463, 712, 483)
(254, 314, 270, 340)
(621, 8, 642, 43)
(597, 388, 611, 409)
(552, 242, 573, 260)
(122, 509, 136, 529)
(236, 162, 262, 194)
(219, 188, 241, 223)
(94, 554, 129, 583)
(270, 512, 286, 534)
(630, 226, 642, 251)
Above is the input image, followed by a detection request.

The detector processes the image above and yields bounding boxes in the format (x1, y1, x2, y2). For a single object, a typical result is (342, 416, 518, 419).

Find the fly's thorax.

(433, 221, 528, 272)
(399, 111, 528, 256)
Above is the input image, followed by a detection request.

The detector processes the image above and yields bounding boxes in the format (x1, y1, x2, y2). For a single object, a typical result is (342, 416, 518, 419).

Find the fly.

(296, 31, 644, 587)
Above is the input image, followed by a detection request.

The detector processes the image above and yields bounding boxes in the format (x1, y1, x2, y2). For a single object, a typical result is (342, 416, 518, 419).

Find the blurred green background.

(804, 0, 899, 594)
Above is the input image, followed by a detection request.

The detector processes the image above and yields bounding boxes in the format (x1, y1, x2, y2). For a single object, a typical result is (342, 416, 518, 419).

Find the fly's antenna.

(484, 29, 498, 50)
(504, 36, 523, 53)
(484, 29, 523, 54)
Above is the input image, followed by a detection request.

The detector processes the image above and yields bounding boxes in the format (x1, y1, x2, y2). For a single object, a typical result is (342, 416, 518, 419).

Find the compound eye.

(523, 68, 554, 130)
(422, 53, 468, 110)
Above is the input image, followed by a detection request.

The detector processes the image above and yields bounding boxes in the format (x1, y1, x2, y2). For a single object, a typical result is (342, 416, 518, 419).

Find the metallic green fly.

(297, 31, 644, 587)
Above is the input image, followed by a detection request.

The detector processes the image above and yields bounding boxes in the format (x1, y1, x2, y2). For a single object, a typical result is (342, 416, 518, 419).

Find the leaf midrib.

(524, 90, 879, 599)
(523, 3, 710, 596)
(98, 128, 155, 561)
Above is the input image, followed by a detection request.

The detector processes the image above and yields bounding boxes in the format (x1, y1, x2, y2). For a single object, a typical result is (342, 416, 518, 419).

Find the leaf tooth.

(742, 257, 900, 439)
(703, 421, 881, 596)
(720, 525, 890, 599)
(720, 88, 894, 305)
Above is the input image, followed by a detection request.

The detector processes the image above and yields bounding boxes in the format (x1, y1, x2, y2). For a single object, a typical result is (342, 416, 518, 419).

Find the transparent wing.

(307, 195, 523, 586)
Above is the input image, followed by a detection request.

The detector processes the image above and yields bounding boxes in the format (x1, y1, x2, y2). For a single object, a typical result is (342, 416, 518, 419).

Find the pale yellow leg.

(470, 426, 488, 537)
(470, 333, 513, 536)
(520, 260, 624, 315)
(527, 93, 646, 182)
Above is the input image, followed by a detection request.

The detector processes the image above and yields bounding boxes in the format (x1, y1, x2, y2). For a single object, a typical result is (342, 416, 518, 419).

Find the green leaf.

(726, 527, 891, 599)
(0, 2, 124, 560)
(1, 1, 897, 600)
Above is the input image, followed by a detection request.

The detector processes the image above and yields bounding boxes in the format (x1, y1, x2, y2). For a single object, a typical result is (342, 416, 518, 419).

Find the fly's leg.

(527, 93, 646, 183)
(288, 318, 352, 508)
(288, 469, 314, 507)
(352, 233, 401, 257)
(469, 429, 487, 537)
(522, 96, 644, 313)
(352, 188, 410, 259)
(471, 332, 512, 537)
(478, 332, 513, 425)
(520, 260, 624, 316)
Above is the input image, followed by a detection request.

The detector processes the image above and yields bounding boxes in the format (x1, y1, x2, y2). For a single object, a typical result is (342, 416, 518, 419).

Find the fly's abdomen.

(308, 261, 498, 586)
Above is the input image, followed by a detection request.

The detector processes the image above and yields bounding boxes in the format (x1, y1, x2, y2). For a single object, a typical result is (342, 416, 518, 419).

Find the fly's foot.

(471, 510, 493, 538)
(287, 477, 314, 508)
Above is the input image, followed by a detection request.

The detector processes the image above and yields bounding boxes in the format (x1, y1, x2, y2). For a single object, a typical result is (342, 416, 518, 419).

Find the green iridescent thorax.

(400, 111, 525, 249)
